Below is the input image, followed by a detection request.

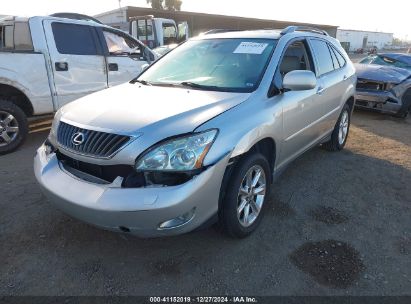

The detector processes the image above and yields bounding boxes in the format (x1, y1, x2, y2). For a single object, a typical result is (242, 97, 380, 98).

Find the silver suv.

(34, 26, 356, 238)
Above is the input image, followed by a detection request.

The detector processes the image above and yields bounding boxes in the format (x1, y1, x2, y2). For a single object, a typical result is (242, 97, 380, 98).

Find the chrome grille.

(57, 121, 131, 158)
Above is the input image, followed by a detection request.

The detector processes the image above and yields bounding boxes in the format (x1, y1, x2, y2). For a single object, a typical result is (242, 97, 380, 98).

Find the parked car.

(355, 53, 411, 117)
(0, 15, 156, 154)
(359, 53, 411, 71)
(34, 26, 356, 238)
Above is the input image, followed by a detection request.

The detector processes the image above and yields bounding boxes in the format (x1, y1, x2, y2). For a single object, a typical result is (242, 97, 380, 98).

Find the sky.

(2, 0, 410, 40)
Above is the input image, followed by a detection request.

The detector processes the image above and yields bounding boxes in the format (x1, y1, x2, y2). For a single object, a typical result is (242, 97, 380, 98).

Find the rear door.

(43, 20, 108, 108)
(308, 38, 346, 134)
(99, 29, 153, 88)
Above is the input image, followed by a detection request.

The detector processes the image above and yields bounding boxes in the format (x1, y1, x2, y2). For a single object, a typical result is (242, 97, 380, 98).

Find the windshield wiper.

(180, 81, 221, 91)
(131, 79, 152, 86)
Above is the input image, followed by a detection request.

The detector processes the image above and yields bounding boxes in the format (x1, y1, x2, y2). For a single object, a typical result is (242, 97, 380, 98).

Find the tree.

(146, 0, 163, 10)
(164, 0, 182, 11)
(146, 0, 182, 10)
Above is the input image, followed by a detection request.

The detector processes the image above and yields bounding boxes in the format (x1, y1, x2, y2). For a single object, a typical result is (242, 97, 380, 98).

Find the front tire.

(322, 103, 351, 152)
(394, 90, 411, 118)
(220, 153, 271, 238)
(0, 99, 28, 155)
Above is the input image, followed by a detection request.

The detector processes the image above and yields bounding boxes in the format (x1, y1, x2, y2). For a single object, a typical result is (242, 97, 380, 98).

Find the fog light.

(158, 208, 196, 230)
(44, 138, 56, 156)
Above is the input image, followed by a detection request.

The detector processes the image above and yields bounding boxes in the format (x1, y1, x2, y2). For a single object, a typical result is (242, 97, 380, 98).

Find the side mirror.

(283, 70, 317, 91)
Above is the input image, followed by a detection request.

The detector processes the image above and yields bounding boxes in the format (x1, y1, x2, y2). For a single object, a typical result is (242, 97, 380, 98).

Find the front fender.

(196, 97, 283, 168)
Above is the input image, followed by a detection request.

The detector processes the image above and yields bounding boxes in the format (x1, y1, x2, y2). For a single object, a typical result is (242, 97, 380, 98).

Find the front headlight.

(135, 129, 218, 172)
(48, 110, 62, 145)
(385, 83, 396, 91)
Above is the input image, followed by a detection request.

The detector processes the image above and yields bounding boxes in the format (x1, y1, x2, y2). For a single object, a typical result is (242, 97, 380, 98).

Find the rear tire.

(220, 153, 271, 238)
(322, 103, 351, 152)
(0, 99, 28, 155)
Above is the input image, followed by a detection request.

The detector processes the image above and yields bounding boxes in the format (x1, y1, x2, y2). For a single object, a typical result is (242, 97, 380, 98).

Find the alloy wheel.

(0, 111, 19, 147)
(237, 165, 266, 227)
(338, 110, 349, 145)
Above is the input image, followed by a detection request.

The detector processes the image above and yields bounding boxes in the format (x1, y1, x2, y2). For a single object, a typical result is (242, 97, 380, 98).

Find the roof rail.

(202, 29, 243, 35)
(50, 13, 102, 24)
(281, 26, 329, 36)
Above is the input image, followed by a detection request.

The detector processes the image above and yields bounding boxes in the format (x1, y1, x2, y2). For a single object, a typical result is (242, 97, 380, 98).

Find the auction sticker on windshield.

(233, 42, 268, 54)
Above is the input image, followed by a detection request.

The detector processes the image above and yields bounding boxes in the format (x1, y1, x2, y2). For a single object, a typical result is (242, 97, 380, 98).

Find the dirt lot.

(0, 110, 410, 296)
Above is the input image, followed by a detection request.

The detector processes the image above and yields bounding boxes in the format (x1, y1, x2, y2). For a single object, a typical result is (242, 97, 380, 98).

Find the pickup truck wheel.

(0, 99, 28, 155)
(220, 153, 271, 238)
(322, 104, 351, 152)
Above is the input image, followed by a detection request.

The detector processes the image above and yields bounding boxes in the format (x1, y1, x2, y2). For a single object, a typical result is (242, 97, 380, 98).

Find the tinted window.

(52, 23, 98, 55)
(328, 44, 340, 69)
(331, 45, 347, 67)
(310, 39, 334, 75)
(14, 22, 33, 51)
(4, 25, 14, 49)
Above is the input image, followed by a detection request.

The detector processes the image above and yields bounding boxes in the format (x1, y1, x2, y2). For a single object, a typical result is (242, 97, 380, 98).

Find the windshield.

(361, 55, 411, 70)
(138, 38, 277, 92)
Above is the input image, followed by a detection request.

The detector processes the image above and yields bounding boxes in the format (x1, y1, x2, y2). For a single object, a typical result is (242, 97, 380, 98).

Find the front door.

(277, 39, 323, 165)
(100, 29, 150, 87)
(43, 20, 108, 108)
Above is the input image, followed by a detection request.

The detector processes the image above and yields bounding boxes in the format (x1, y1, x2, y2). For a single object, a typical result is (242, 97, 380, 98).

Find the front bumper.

(355, 89, 402, 114)
(34, 145, 229, 237)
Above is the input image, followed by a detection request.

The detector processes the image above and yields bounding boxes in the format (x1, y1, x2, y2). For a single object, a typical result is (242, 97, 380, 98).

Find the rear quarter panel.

(0, 52, 53, 115)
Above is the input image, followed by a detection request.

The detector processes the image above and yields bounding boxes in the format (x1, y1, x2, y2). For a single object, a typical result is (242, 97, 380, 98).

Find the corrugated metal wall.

(95, 7, 338, 37)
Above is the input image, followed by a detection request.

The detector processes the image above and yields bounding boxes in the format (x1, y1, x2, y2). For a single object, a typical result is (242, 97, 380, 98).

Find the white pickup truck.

(0, 15, 156, 154)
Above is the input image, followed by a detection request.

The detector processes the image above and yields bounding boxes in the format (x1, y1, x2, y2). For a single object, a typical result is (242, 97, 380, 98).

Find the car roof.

(29, 15, 105, 27)
(194, 29, 335, 42)
(379, 53, 411, 65)
(196, 29, 283, 40)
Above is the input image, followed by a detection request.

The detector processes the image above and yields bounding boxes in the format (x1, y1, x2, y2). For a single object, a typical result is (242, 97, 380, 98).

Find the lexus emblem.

(71, 132, 86, 146)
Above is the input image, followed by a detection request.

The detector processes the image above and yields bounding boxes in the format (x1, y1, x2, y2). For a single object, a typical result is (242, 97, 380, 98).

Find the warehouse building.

(95, 6, 338, 37)
(337, 29, 393, 52)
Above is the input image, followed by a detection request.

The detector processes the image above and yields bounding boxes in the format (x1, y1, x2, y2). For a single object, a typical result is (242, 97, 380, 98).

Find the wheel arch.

(345, 95, 355, 113)
(0, 83, 34, 117)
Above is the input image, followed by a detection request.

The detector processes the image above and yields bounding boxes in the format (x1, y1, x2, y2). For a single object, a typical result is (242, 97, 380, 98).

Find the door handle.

(55, 62, 68, 71)
(108, 63, 118, 71)
(317, 87, 326, 95)
(343, 75, 348, 80)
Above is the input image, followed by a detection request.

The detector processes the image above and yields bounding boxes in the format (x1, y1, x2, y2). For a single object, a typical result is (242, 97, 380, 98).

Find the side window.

(2, 25, 14, 49)
(0, 26, 4, 48)
(162, 23, 177, 45)
(103, 30, 140, 55)
(328, 44, 340, 69)
(279, 40, 314, 78)
(330, 45, 347, 68)
(310, 39, 334, 76)
(0, 23, 33, 51)
(14, 22, 33, 51)
(52, 23, 98, 55)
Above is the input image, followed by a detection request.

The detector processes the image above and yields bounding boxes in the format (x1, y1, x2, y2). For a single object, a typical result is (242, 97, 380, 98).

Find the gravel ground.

(0, 110, 410, 296)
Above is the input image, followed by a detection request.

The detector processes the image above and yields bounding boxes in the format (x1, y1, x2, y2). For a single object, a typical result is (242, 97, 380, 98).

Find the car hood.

(355, 63, 411, 83)
(60, 83, 250, 136)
